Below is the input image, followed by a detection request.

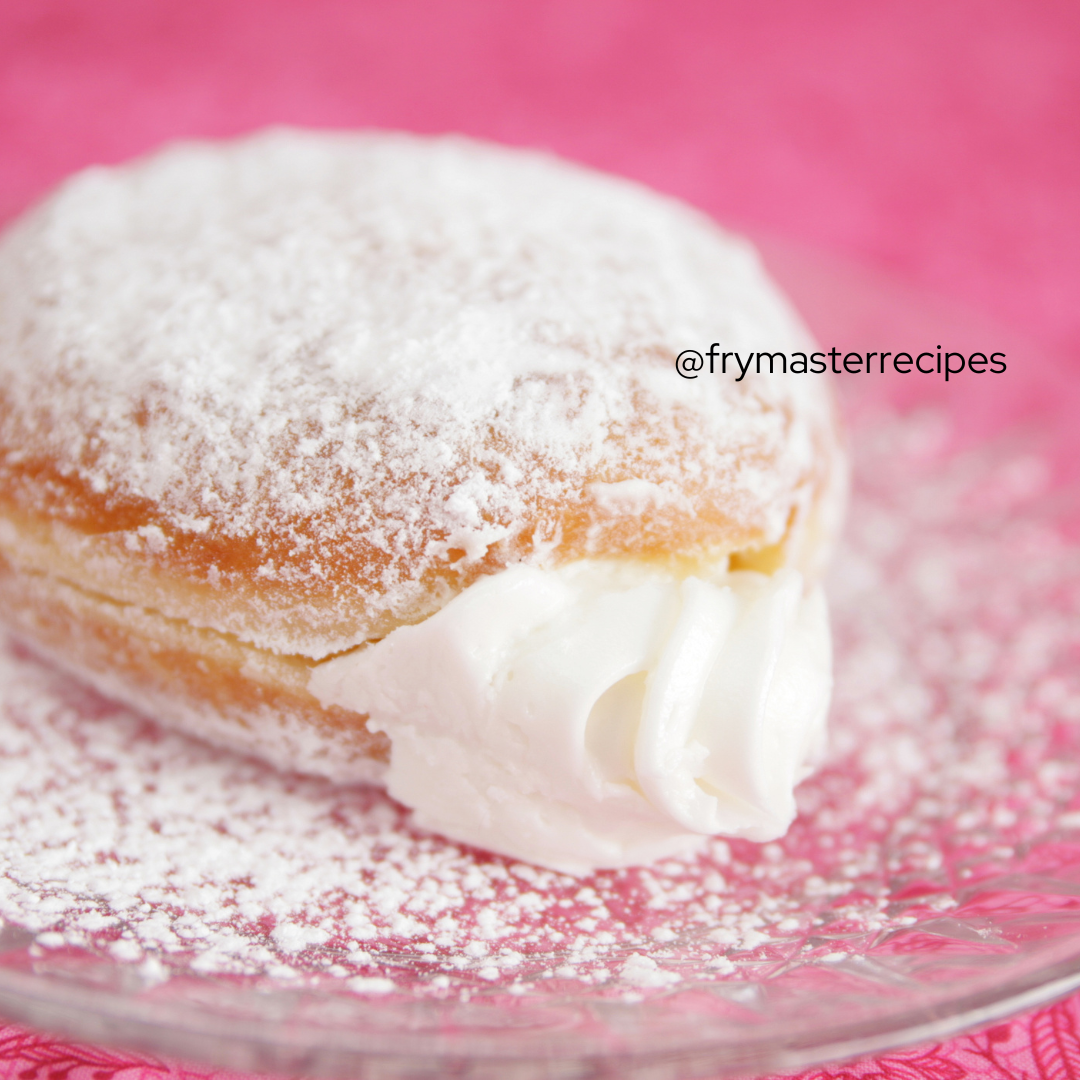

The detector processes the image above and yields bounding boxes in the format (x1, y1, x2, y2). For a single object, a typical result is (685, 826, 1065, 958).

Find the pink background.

(2, 0, 1078, 360)
(1, 1, 1078, 1076)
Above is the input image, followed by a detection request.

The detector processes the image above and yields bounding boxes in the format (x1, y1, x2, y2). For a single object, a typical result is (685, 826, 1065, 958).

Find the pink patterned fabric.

(1, 2, 1078, 1077)
(3, 1001, 1080, 1080)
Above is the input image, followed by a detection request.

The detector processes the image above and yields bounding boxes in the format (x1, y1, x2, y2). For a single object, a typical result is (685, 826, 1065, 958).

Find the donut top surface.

(0, 130, 839, 658)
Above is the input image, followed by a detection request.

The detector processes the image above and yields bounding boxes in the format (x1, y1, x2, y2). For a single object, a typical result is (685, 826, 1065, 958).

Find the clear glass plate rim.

(4, 937, 1080, 1076)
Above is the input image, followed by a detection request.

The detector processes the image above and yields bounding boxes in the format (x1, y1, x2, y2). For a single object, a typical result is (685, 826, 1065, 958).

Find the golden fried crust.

(0, 390, 843, 657)
(0, 550, 388, 778)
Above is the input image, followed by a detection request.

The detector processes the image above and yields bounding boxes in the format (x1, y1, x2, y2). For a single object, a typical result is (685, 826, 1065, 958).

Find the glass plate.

(2, 242, 1079, 1080)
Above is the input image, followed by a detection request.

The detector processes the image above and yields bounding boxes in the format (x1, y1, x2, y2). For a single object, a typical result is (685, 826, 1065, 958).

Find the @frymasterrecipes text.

(674, 346, 1007, 381)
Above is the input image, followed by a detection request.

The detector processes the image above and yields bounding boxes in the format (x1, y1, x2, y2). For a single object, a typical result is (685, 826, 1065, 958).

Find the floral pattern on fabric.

(5, 994, 1080, 1080)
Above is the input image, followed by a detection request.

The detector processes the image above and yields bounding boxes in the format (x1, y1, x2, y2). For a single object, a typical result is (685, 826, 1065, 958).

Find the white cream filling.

(310, 561, 831, 875)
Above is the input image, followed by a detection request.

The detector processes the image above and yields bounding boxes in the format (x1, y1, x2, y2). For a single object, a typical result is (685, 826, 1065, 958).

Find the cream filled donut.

(0, 129, 845, 872)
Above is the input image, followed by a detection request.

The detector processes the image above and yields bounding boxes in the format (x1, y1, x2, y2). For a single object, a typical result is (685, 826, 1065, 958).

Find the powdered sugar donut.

(0, 130, 845, 870)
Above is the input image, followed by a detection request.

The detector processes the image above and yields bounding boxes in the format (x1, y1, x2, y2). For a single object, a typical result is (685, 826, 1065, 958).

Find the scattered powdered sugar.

(3, 406, 1080, 1005)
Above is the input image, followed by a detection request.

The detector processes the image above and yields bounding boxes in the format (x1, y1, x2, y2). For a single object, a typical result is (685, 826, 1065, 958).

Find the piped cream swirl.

(310, 561, 830, 874)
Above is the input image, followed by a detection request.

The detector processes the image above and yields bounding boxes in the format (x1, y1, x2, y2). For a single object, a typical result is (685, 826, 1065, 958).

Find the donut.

(0, 130, 845, 871)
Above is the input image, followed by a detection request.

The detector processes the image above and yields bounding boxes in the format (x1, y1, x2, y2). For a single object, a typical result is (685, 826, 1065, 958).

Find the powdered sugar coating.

(0, 130, 836, 656)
